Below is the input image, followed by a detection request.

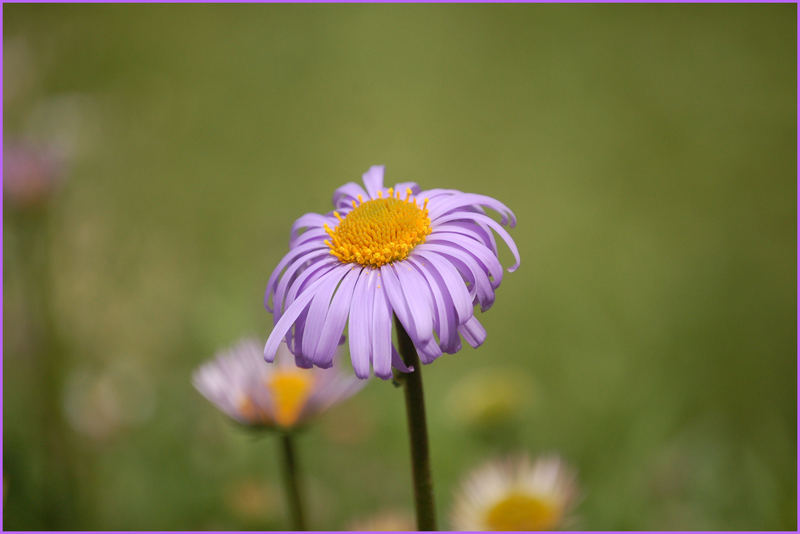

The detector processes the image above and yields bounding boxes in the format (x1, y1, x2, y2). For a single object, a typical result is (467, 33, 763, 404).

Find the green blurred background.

(3, 4, 796, 530)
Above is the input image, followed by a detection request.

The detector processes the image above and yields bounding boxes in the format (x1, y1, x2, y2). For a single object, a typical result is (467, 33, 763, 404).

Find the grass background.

(3, 4, 796, 530)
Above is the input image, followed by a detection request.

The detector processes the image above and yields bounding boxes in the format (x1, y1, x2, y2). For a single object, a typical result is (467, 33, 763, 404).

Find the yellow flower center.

(484, 492, 562, 531)
(265, 370, 315, 428)
(324, 188, 431, 268)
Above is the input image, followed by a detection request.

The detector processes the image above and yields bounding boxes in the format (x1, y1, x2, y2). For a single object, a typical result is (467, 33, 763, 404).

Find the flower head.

(451, 455, 578, 531)
(264, 165, 519, 379)
(193, 338, 364, 429)
(3, 142, 63, 209)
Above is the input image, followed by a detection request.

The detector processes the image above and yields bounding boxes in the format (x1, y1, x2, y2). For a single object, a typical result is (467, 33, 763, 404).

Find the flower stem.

(17, 209, 79, 528)
(279, 432, 306, 530)
(395, 316, 437, 531)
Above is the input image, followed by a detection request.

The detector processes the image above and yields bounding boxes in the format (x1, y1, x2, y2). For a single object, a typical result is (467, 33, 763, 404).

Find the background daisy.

(451, 454, 579, 531)
(193, 338, 364, 430)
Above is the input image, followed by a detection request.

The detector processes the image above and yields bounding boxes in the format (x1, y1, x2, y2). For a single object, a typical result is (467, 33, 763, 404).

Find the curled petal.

(427, 192, 517, 227)
(416, 243, 495, 311)
(434, 221, 499, 256)
(332, 182, 369, 211)
(264, 264, 350, 362)
(313, 268, 361, 366)
(274, 252, 334, 317)
(433, 211, 520, 272)
(428, 231, 504, 289)
(362, 165, 385, 199)
(459, 315, 486, 348)
(290, 213, 335, 247)
(265, 240, 329, 312)
(407, 256, 461, 353)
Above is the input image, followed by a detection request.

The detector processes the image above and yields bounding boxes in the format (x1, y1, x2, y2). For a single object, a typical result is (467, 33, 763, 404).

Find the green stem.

(395, 316, 437, 531)
(279, 432, 306, 530)
(17, 209, 78, 528)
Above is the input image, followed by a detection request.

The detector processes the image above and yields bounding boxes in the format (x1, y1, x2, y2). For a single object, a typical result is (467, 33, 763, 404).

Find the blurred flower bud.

(3, 142, 63, 210)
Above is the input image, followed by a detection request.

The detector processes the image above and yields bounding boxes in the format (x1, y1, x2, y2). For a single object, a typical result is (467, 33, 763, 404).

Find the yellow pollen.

(265, 370, 315, 428)
(484, 492, 562, 531)
(324, 194, 432, 268)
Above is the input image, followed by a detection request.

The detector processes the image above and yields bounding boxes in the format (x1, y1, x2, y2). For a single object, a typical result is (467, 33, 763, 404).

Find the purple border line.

(0, 2, 797, 533)
(0, 1, 798, 3)
(1, 0, 5, 529)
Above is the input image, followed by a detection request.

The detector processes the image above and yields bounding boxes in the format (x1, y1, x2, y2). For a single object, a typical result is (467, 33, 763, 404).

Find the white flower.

(451, 454, 579, 531)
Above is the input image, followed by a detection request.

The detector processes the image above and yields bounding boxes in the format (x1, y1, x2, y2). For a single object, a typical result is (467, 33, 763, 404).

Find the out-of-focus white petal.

(193, 338, 364, 429)
(450, 454, 579, 531)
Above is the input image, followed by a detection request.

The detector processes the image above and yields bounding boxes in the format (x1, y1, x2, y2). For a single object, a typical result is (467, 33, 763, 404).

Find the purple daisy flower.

(264, 165, 519, 380)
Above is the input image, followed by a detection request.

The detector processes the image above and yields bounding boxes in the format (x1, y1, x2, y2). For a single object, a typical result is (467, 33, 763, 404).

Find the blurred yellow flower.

(451, 454, 578, 531)
(446, 368, 533, 429)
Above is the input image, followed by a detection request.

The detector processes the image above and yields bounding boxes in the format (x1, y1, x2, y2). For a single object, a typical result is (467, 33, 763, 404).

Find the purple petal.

(348, 269, 376, 378)
(290, 213, 334, 247)
(394, 264, 435, 341)
(291, 228, 330, 249)
(415, 336, 443, 364)
(391, 344, 413, 373)
(407, 256, 461, 353)
(372, 279, 393, 379)
(273, 252, 333, 317)
(276, 257, 338, 323)
(301, 268, 355, 364)
(410, 250, 472, 324)
(427, 193, 516, 227)
(459, 315, 486, 348)
(265, 240, 329, 312)
(416, 243, 495, 311)
(291, 308, 309, 354)
(380, 263, 434, 345)
(312, 268, 361, 366)
(332, 182, 369, 211)
(293, 344, 314, 368)
(433, 211, 520, 272)
(415, 188, 460, 201)
(428, 232, 504, 289)
(264, 264, 349, 361)
(435, 221, 498, 256)
(362, 165, 385, 199)
(393, 181, 421, 196)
